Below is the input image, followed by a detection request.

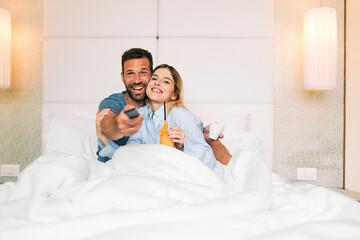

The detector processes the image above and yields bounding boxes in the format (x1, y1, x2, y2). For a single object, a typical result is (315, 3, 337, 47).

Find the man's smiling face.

(121, 57, 151, 102)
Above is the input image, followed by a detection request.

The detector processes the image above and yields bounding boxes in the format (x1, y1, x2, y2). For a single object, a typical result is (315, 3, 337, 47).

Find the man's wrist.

(102, 114, 124, 140)
(208, 139, 220, 146)
(208, 140, 231, 165)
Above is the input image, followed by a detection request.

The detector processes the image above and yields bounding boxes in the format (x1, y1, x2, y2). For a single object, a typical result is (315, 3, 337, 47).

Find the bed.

(0, 103, 359, 240)
(1, 1, 357, 238)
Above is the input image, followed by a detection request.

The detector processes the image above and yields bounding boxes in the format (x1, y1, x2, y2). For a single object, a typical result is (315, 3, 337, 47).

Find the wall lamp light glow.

(303, 7, 337, 91)
(0, 8, 11, 89)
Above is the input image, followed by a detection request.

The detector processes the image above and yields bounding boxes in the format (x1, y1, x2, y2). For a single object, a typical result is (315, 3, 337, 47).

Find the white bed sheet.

(0, 145, 359, 240)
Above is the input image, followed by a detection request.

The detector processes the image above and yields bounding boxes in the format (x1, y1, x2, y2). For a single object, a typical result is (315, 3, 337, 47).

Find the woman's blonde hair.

(146, 64, 188, 114)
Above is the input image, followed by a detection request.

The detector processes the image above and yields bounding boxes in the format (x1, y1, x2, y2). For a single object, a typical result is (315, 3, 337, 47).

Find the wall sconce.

(0, 8, 11, 89)
(303, 7, 337, 91)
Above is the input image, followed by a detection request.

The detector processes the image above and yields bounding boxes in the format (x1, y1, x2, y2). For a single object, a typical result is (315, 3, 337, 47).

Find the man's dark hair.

(121, 48, 153, 73)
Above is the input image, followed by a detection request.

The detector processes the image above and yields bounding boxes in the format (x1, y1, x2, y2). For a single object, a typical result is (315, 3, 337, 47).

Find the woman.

(97, 64, 216, 169)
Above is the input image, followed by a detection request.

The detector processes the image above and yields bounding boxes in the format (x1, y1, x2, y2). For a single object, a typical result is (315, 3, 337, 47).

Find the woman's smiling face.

(146, 68, 177, 106)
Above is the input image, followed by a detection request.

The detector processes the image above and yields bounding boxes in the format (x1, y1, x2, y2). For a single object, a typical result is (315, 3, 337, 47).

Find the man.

(97, 48, 231, 165)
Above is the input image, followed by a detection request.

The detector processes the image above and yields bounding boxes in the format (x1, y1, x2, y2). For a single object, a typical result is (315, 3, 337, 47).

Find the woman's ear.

(170, 92, 178, 101)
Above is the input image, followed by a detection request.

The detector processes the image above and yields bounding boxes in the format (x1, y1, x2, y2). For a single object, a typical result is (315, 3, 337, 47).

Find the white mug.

(209, 121, 225, 140)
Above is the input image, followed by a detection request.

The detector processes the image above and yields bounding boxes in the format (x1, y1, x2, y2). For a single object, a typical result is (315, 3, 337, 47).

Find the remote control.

(124, 108, 140, 119)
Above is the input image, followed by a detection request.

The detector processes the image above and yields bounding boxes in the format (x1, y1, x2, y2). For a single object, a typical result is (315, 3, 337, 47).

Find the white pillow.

(221, 131, 264, 157)
(45, 119, 98, 158)
(43, 110, 254, 160)
(42, 109, 96, 152)
(201, 114, 249, 138)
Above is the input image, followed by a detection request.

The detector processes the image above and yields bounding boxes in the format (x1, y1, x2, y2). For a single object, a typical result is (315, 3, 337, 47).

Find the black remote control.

(124, 108, 140, 119)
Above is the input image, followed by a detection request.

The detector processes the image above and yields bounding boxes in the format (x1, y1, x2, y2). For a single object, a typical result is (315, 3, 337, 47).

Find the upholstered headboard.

(43, 0, 274, 168)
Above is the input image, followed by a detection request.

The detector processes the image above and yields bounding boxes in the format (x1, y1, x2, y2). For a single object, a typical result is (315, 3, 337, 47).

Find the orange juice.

(160, 121, 174, 147)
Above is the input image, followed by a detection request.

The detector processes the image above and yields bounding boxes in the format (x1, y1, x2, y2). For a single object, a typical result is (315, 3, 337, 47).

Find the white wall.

(345, 0, 360, 191)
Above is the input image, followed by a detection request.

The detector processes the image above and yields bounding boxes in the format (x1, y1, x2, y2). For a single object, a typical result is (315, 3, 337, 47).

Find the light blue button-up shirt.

(127, 105, 216, 169)
(98, 105, 217, 169)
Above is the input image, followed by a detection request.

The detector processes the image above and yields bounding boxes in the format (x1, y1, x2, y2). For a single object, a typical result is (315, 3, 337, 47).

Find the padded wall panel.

(158, 38, 273, 104)
(159, 0, 273, 37)
(44, 0, 158, 37)
(44, 38, 157, 103)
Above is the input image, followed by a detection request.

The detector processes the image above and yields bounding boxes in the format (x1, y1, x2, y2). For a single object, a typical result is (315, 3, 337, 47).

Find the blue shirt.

(97, 91, 129, 162)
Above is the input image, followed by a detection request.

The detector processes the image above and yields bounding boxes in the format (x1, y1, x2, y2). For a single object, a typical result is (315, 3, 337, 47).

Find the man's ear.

(121, 72, 125, 84)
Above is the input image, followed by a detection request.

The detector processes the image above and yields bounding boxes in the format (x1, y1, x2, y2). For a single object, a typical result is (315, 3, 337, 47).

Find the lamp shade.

(0, 8, 11, 89)
(303, 7, 337, 90)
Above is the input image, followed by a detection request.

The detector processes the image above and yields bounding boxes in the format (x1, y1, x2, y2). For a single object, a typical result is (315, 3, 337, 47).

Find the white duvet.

(0, 144, 359, 240)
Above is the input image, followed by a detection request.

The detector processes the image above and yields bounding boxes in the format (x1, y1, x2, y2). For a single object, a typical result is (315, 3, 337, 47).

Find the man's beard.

(126, 83, 147, 102)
